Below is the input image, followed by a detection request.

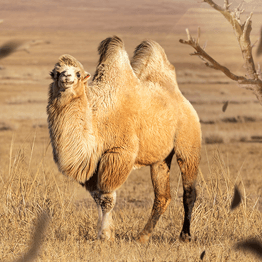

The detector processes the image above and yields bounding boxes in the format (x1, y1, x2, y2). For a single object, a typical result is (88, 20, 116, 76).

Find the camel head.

(50, 54, 91, 96)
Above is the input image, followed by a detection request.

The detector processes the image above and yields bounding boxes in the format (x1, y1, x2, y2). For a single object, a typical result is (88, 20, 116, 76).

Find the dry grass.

(0, 138, 261, 262)
(0, 121, 18, 131)
(0, 1, 261, 260)
(203, 130, 250, 144)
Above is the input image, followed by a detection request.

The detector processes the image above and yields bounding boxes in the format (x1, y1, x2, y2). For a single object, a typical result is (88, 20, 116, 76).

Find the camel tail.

(131, 40, 176, 83)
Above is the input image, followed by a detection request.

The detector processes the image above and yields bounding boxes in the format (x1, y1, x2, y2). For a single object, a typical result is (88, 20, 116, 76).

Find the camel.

(47, 36, 202, 243)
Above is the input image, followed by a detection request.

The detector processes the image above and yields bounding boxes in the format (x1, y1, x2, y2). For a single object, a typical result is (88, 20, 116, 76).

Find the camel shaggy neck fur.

(47, 36, 202, 243)
(47, 55, 99, 182)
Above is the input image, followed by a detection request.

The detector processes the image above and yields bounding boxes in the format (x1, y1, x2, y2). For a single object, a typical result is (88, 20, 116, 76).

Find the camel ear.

(83, 72, 91, 83)
(50, 69, 55, 80)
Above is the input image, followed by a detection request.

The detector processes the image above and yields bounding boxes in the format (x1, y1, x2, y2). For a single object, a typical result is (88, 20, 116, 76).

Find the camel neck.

(47, 90, 100, 183)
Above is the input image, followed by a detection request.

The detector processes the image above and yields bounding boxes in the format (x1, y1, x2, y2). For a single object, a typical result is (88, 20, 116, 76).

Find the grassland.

(0, 135, 261, 261)
(0, 0, 262, 261)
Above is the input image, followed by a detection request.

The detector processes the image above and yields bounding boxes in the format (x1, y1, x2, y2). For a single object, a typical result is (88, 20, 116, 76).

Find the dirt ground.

(0, 0, 261, 261)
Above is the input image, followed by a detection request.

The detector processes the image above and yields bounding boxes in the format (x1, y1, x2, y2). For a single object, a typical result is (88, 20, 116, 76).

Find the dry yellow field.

(0, 0, 261, 261)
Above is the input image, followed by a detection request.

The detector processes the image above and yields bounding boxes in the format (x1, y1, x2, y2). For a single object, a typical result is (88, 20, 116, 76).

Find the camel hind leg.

(137, 150, 174, 243)
(176, 150, 200, 242)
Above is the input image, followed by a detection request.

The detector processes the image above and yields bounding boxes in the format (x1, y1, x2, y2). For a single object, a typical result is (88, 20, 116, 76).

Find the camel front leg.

(97, 148, 136, 241)
(137, 150, 174, 243)
(83, 172, 104, 236)
(84, 176, 116, 241)
(96, 191, 116, 241)
(90, 191, 103, 235)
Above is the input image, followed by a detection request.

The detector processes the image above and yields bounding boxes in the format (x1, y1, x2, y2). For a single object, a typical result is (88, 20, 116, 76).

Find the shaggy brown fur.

(47, 36, 202, 243)
(47, 54, 97, 182)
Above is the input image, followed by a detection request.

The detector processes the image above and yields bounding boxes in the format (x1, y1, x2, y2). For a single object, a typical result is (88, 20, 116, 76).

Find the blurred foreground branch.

(12, 211, 49, 262)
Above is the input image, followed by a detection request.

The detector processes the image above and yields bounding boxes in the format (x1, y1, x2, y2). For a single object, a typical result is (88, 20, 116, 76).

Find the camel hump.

(97, 36, 125, 64)
(93, 36, 136, 84)
(131, 40, 176, 84)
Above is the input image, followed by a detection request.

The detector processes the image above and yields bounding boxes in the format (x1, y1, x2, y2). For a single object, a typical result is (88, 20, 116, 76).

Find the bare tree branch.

(256, 27, 262, 57)
(224, 0, 231, 11)
(243, 12, 253, 42)
(179, 28, 251, 82)
(257, 64, 262, 80)
(179, 28, 262, 85)
(197, 26, 201, 45)
(203, 0, 256, 79)
(180, 0, 262, 105)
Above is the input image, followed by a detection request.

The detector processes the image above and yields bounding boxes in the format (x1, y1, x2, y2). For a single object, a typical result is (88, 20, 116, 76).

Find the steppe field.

(0, 0, 261, 261)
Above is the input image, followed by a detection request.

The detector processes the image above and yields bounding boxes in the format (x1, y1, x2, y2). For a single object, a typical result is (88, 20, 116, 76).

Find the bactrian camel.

(47, 36, 202, 243)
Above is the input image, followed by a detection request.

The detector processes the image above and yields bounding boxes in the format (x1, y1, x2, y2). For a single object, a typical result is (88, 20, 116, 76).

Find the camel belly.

(134, 128, 175, 167)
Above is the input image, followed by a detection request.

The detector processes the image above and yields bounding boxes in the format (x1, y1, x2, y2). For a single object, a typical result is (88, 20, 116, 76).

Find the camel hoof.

(136, 234, 150, 244)
(179, 232, 191, 243)
(98, 230, 115, 242)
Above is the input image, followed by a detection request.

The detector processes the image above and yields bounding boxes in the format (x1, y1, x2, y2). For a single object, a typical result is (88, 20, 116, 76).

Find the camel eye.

(76, 72, 81, 78)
